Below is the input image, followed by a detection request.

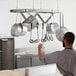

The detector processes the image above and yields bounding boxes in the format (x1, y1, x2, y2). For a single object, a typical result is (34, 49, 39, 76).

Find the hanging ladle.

(33, 25, 40, 43)
(29, 24, 34, 43)
(48, 33, 53, 41)
(29, 23, 40, 43)
(41, 23, 47, 42)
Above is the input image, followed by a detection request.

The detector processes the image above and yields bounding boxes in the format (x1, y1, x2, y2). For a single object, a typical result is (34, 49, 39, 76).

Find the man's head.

(63, 32, 75, 47)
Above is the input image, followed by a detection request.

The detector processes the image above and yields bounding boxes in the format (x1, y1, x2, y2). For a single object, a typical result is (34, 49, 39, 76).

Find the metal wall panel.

(0, 38, 15, 70)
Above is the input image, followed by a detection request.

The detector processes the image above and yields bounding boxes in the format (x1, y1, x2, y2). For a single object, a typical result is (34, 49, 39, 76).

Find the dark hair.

(63, 32, 75, 44)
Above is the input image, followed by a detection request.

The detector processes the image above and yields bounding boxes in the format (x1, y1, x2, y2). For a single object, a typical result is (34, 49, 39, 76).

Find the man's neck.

(65, 45, 73, 49)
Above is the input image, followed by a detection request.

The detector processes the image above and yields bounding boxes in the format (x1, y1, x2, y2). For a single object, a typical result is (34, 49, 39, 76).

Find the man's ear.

(63, 39, 66, 43)
(63, 39, 65, 47)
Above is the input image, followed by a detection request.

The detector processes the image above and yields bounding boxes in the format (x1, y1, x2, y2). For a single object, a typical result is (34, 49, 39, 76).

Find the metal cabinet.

(15, 54, 45, 68)
(32, 55, 45, 66)
(0, 51, 2, 69)
(0, 37, 15, 70)
(15, 55, 32, 68)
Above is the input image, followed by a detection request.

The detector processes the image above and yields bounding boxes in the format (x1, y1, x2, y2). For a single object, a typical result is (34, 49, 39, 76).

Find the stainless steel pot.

(22, 15, 39, 31)
(21, 24, 27, 36)
(22, 23, 31, 31)
(11, 23, 22, 37)
(56, 26, 68, 41)
(11, 23, 27, 37)
(11, 15, 39, 37)
(46, 23, 60, 34)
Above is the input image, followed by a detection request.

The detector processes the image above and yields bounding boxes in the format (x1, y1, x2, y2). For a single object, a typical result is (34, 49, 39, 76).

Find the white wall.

(0, 0, 76, 53)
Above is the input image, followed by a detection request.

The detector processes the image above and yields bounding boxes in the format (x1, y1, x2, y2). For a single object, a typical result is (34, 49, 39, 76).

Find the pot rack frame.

(10, 9, 63, 24)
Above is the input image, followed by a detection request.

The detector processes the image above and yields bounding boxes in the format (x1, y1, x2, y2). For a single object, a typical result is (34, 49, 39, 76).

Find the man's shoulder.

(63, 49, 76, 55)
(73, 50, 76, 54)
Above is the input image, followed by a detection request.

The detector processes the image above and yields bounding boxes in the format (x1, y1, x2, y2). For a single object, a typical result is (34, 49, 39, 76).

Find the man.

(38, 32, 76, 76)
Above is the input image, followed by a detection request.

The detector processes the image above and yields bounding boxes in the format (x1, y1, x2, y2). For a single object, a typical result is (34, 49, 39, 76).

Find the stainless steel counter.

(14, 64, 59, 76)
(15, 48, 46, 69)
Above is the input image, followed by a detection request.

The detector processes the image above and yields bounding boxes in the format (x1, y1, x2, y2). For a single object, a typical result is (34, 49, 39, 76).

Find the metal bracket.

(20, 12, 26, 20)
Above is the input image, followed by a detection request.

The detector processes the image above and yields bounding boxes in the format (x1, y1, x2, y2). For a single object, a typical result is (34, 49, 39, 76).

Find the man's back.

(57, 48, 76, 76)
(38, 32, 76, 76)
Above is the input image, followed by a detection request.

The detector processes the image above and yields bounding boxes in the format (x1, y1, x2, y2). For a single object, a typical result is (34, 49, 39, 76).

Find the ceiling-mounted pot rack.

(10, 9, 59, 13)
(10, 9, 61, 23)
(10, 9, 68, 42)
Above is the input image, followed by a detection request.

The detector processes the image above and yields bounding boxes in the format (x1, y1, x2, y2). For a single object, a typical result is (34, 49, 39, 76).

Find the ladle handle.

(42, 23, 44, 39)
(30, 23, 33, 40)
(49, 34, 53, 41)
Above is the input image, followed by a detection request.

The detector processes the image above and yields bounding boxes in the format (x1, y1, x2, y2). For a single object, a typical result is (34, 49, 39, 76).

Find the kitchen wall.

(0, 0, 76, 53)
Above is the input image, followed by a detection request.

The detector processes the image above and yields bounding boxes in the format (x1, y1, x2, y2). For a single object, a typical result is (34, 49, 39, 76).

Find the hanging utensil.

(41, 23, 44, 42)
(56, 13, 68, 41)
(56, 26, 68, 41)
(45, 32, 50, 41)
(43, 25, 49, 41)
(46, 22, 60, 34)
(41, 23, 47, 42)
(33, 25, 40, 43)
(11, 23, 23, 37)
(21, 24, 27, 36)
(29, 24, 34, 43)
(46, 31, 53, 41)
(22, 14, 39, 32)
(44, 33, 48, 41)
(11, 23, 19, 37)
(49, 33, 53, 41)
(29, 24, 40, 43)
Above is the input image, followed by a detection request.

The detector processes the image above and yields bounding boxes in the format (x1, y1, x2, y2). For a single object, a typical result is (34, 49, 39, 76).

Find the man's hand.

(38, 43, 43, 59)
(38, 43, 43, 50)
